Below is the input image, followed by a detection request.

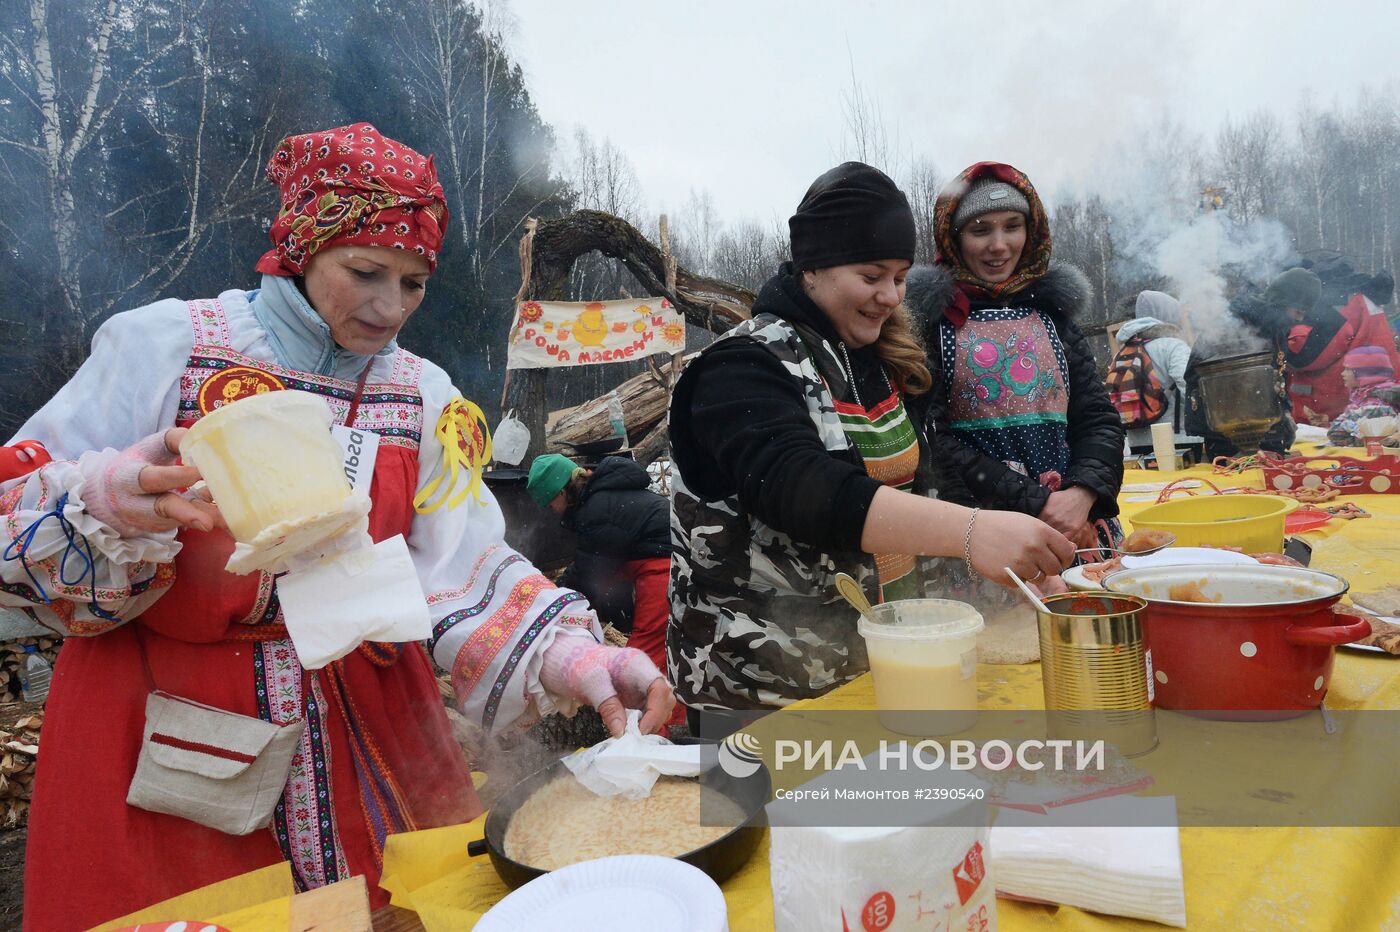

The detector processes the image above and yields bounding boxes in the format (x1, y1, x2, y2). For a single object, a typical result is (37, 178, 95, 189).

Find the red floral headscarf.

(255, 123, 449, 277)
(933, 161, 1052, 326)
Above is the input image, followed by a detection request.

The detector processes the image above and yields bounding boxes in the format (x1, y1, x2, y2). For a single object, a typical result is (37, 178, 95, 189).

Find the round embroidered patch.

(197, 366, 287, 413)
(456, 410, 488, 459)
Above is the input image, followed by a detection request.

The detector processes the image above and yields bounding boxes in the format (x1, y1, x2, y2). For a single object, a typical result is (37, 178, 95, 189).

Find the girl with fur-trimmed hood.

(904, 164, 1124, 645)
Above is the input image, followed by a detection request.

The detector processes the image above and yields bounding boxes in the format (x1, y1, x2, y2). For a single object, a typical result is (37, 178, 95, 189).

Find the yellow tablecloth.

(134, 452, 1400, 930)
(1119, 447, 1400, 606)
(375, 656, 1400, 930)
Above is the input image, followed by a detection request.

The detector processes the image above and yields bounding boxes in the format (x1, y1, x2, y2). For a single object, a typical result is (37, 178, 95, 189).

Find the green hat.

(527, 453, 578, 507)
(1265, 268, 1321, 314)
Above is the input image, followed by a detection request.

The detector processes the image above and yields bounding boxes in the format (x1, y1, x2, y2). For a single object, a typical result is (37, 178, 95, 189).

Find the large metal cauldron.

(1195, 351, 1286, 451)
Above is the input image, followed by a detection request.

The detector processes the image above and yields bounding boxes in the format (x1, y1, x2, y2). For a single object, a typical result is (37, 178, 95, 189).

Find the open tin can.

(1036, 591, 1157, 757)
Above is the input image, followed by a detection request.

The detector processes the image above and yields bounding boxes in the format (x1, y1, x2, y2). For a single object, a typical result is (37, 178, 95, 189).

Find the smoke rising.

(1081, 132, 1296, 357)
(1147, 212, 1293, 355)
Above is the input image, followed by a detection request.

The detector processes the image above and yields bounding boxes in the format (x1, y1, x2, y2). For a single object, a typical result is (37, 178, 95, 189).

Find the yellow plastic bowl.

(1127, 495, 1300, 554)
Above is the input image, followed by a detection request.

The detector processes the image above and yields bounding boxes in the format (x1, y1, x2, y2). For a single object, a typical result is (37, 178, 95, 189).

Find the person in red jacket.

(1270, 267, 1400, 425)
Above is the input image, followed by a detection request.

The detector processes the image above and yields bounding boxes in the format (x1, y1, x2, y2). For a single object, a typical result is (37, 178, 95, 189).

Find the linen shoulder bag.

(125, 627, 304, 835)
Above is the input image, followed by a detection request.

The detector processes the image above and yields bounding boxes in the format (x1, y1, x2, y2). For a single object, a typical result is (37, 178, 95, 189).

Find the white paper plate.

(1064, 549, 1259, 590)
(1339, 607, 1400, 654)
(1120, 548, 1259, 570)
(1340, 641, 1387, 653)
(1120, 479, 1202, 493)
(1061, 566, 1100, 591)
(474, 855, 729, 932)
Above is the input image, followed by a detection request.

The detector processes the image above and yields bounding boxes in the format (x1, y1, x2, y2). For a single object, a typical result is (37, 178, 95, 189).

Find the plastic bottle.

(606, 390, 627, 442)
(20, 645, 51, 704)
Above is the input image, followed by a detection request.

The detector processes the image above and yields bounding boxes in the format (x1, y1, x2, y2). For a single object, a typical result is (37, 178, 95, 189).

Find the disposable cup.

(1150, 422, 1176, 471)
(180, 390, 350, 543)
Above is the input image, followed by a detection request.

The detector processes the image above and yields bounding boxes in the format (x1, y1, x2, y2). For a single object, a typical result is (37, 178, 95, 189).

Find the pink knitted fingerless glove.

(78, 433, 181, 537)
(539, 634, 663, 711)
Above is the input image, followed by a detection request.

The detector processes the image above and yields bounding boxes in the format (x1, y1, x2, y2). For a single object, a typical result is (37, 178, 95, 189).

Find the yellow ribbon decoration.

(413, 397, 494, 513)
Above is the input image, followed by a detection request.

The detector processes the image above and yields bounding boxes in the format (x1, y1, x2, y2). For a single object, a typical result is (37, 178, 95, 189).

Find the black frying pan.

(558, 437, 626, 457)
(465, 738, 770, 889)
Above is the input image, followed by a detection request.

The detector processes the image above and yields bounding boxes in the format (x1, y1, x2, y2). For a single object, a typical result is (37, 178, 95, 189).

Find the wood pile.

(547, 355, 688, 452)
(1, 637, 60, 703)
(0, 705, 42, 829)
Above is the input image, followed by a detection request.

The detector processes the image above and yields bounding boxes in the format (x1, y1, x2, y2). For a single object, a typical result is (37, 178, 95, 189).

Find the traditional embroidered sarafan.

(5, 290, 599, 930)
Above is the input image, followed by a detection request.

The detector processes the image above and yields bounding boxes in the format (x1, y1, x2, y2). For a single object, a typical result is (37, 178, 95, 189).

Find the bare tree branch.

(0, 136, 45, 158)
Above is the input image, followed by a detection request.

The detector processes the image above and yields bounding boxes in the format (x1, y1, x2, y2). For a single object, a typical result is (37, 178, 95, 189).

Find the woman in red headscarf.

(903, 163, 1125, 656)
(3, 124, 671, 930)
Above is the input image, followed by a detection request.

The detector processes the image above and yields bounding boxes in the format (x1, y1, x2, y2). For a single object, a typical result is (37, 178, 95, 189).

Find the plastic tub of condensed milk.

(858, 599, 984, 736)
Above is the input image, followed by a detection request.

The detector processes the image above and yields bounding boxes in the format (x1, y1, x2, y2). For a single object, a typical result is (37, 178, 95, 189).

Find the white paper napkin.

(1294, 424, 1331, 442)
(992, 795, 1186, 927)
(1358, 415, 1398, 439)
(562, 710, 707, 799)
(276, 534, 431, 669)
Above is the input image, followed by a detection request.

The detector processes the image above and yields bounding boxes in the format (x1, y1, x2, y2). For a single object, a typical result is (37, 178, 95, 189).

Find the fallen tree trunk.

(548, 354, 692, 460)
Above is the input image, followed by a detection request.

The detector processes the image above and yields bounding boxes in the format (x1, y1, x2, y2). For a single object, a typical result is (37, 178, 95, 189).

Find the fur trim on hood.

(904, 261, 1093, 328)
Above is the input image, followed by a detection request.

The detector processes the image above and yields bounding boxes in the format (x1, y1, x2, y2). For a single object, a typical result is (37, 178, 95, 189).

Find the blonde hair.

(563, 468, 591, 506)
(876, 304, 933, 396)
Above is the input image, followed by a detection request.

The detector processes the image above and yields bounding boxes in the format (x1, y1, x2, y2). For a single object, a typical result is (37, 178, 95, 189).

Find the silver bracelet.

(963, 507, 981, 578)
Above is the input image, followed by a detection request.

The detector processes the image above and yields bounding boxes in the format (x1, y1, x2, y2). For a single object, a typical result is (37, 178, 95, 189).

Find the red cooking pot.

(1102, 565, 1370, 720)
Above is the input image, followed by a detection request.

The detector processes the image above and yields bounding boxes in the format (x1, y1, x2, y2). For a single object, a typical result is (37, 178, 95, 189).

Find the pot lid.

(1102, 564, 1348, 608)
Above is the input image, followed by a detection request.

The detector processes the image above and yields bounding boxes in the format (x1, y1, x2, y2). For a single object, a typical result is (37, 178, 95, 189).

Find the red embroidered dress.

(3, 290, 600, 930)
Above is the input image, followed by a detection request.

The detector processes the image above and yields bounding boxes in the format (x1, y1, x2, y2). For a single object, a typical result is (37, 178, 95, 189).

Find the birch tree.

(838, 56, 900, 179)
(0, 0, 271, 374)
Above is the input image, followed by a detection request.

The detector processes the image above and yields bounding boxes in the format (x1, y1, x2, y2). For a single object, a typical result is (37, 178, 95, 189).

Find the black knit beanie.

(788, 161, 916, 271)
(1265, 267, 1322, 314)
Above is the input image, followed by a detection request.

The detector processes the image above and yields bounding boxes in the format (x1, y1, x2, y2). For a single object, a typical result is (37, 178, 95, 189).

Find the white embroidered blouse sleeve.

(1, 300, 192, 634)
(409, 364, 602, 736)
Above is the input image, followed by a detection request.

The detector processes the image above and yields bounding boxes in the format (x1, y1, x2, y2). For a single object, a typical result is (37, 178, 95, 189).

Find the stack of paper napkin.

(991, 795, 1186, 927)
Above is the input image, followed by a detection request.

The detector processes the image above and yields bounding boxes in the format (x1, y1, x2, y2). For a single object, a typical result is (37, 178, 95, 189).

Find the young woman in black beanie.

(667, 161, 1074, 713)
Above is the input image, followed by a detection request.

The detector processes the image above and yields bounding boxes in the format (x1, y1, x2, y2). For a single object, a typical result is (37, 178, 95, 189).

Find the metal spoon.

(834, 572, 878, 625)
(1005, 566, 1050, 614)
(1073, 532, 1178, 560)
(1318, 699, 1338, 736)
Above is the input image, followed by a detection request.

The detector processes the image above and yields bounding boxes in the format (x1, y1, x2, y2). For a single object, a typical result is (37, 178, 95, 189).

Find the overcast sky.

(510, 0, 1400, 225)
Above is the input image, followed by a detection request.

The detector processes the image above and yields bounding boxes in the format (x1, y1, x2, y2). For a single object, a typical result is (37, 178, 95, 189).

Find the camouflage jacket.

(667, 313, 922, 712)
